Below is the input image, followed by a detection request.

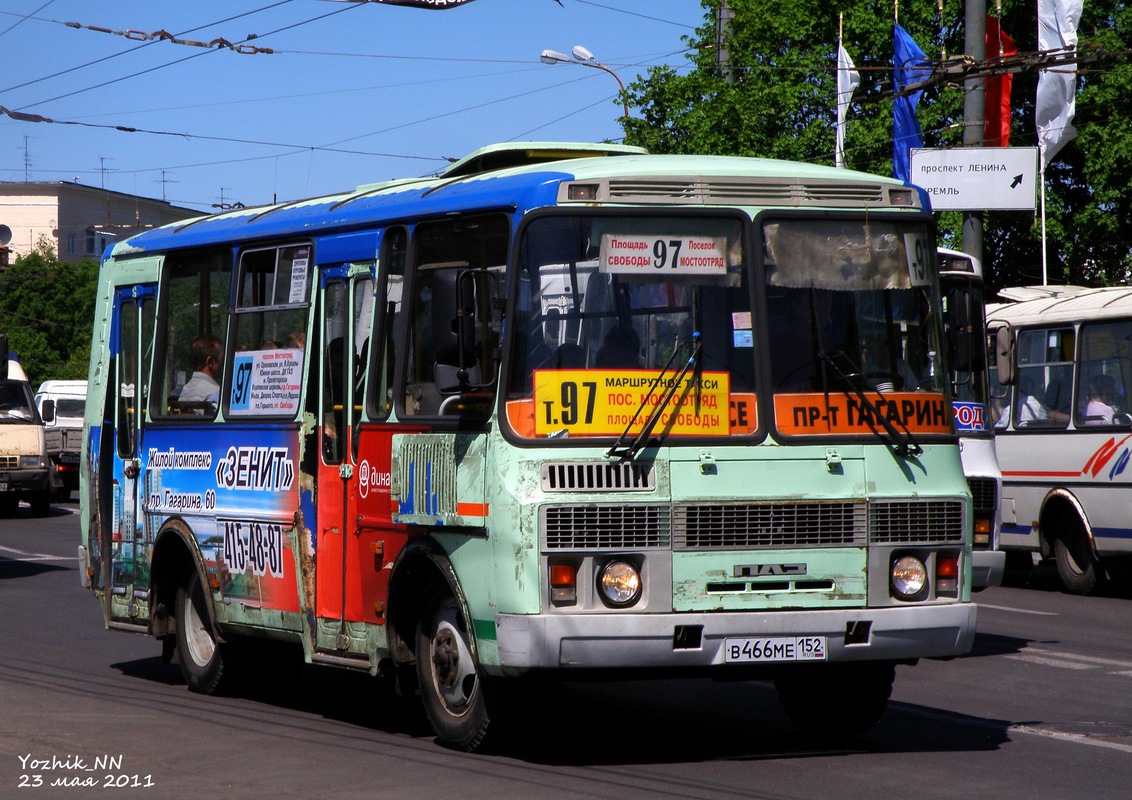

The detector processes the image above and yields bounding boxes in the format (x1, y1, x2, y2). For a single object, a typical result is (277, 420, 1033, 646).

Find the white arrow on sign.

(909, 147, 1038, 211)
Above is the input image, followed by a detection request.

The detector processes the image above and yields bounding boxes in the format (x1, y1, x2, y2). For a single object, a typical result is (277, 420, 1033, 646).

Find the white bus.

(938, 249, 1004, 588)
(987, 286, 1132, 593)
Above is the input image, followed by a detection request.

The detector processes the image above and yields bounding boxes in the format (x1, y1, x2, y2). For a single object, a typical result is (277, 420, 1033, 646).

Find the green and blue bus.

(79, 142, 976, 751)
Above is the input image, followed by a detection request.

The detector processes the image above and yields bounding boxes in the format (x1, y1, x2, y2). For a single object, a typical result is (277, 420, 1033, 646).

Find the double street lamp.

(540, 45, 629, 119)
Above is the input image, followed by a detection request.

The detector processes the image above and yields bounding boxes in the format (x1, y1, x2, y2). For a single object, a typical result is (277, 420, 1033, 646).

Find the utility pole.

(716, 0, 735, 82)
(962, 0, 986, 266)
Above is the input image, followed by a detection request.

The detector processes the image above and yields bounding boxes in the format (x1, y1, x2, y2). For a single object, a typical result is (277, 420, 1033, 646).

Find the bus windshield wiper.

(607, 333, 701, 462)
(818, 349, 923, 459)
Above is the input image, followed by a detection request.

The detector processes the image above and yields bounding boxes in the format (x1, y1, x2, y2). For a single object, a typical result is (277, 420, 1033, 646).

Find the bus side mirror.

(946, 288, 983, 372)
(40, 399, 55, 424)
(994, 325, 1015, 386)
(0, 332, 7, 383)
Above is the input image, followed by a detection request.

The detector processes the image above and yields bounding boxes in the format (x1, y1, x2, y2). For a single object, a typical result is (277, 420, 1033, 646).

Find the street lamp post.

(540, 45, 629, 119)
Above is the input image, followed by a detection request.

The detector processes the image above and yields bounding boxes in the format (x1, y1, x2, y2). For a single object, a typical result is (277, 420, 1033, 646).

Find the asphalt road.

(2, 502, 1131, 799)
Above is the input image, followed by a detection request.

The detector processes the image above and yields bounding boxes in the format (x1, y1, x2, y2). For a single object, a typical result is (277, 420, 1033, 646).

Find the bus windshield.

(763, 216, 950, 439)
(505, 213, 752, 440)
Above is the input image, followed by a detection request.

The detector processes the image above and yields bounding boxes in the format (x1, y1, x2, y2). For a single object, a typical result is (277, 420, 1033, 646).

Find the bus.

(79, 142, 976, 751)
(988, 285, 1132, 594)
(937, 249, 1004, 588)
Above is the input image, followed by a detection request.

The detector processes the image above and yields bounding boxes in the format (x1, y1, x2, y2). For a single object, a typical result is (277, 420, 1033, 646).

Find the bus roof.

(105, 144, 918, 259)
(987, 285, 1132, 327)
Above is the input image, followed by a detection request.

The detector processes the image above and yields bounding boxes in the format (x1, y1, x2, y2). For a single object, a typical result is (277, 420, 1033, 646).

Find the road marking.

(902, 707, 1132, 754)
(1010, 724, 1132, 754)
(1003, 646, 1132, 676)
(976, 603, 1058, 616)
(1004, 653, 1093, 670)
(0, 544, 75, 562)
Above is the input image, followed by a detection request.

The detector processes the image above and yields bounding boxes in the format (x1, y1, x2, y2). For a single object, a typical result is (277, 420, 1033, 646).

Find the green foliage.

(623, 0, 1132, 293)
(0, 251, 98, 384)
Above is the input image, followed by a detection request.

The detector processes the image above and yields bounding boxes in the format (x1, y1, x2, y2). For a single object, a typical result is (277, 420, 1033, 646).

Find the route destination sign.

(909, 147, 1037, 211)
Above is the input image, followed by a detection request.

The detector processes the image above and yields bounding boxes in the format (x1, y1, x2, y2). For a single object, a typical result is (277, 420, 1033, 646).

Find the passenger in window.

(1016, 376, 1049, 426)
(1084, 374, 1117, 425)
(179, 335, 223, 410)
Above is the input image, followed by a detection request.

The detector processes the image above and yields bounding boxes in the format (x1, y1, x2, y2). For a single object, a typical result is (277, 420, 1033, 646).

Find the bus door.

(102, 285, 157, 620)
(313, 265, 378, 656)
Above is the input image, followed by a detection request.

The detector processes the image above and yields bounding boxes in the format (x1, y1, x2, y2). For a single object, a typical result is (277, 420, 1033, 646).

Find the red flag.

(984, 16, 1018, 147)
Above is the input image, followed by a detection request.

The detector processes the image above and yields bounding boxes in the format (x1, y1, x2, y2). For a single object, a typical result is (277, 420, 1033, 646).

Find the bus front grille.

(869, 500, 965, 543)
(966, 477, 998, 514)
(0, 456, 16, 470)
(541, 462, 654, 492)
(673, 502, 867, 549)
(543, 504, 670, 549)
(542, 499, 966, 551)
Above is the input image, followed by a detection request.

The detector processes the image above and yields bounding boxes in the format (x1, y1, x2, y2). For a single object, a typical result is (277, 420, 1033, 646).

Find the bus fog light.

(598, 561, 641, 607)
(936, 554, 959, 596)
(891, 556, 927, 599)
(549, 562, 578, 606)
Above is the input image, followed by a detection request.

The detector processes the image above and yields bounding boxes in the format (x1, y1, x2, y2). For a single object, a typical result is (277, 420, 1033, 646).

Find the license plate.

(724, 636, 827, 663)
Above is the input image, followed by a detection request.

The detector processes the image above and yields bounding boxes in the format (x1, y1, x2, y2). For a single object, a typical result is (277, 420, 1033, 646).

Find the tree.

(622, 0, 1132, 293)
(0, 247, 99, 383)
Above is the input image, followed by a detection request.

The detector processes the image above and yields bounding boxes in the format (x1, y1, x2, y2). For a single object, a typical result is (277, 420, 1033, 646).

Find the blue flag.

(893, 24, 931, 182)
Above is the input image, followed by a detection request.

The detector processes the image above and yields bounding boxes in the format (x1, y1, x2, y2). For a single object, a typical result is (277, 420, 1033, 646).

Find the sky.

(0, 0, 704, 214)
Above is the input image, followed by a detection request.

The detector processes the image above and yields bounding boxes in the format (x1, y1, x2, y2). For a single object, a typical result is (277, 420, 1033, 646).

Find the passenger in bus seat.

(178, 335, 223, 411)
(1042, 369, 1073, 426)
(1015, 375, 1049, 426)
(595, 325, 642, 368)
(1083, 373, 1117, 425)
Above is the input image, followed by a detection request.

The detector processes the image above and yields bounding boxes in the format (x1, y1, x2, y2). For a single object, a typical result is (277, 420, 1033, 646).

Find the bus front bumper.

(971, 549, 1006, 589)
(493, 603, 977, 670)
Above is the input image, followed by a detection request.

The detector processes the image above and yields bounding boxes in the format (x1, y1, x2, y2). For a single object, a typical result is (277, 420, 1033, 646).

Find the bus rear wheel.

(175, 569, 234, 694)
(774, 662, 895, 741)
(1054, 533, 1100, 595)
(415, 585, 493, 752)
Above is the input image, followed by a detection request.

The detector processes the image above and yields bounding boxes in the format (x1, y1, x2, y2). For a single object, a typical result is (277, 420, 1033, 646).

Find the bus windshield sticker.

(774, 392, 953, 436)
(288, 250, 310, 304)
(599, 233, 728, 276)
(228, 348, 303, 416)
(732, 311, 753, 348)
(531, 369, 731, 437)
(904, 232, 931, 287)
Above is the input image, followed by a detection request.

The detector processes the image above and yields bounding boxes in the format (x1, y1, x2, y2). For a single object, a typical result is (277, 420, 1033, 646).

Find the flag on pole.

(893, 24, 930, 182)
(984, 16, 1017, 147)
(1036, 0, 1083, 167)
(836, 43, 861, 168)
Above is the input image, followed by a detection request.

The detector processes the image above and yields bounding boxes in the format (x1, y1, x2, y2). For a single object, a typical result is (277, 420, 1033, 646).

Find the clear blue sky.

(0, 0, 703, 213)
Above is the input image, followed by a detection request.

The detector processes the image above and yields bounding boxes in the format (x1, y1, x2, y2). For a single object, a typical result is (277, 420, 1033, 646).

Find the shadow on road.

(111, 650, 1012, 764)
(0, 555, 69, 580)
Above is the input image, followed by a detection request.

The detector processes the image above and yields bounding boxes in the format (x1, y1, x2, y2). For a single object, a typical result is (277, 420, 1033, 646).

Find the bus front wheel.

(774, 661, 895, 740)
(415, 585, 493, 752)
(175, 569, 234, 694)
(1054, 533, 1100, 595)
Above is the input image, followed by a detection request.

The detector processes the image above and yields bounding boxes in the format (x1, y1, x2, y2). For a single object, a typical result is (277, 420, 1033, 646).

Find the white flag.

(836, 43, 861, 169)
(1036, 0, 1083, 168)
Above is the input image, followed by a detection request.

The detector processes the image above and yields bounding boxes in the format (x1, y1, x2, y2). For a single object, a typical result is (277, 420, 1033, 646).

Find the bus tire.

(774, 661, 895, 740)
(1054, 533, 1100, 595)
(175, 569, 234, 695)
(415, 584, 493, 752)
(29, 490, 51, 517)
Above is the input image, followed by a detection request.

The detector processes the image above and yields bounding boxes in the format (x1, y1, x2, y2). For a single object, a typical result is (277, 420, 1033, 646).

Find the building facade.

(0, 182, 200, 265)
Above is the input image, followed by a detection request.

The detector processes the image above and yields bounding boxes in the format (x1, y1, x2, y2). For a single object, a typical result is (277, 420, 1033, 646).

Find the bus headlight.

(20, 455, 44, 469)
(598, 560, 641, 608)
(891, 555, 928, 599)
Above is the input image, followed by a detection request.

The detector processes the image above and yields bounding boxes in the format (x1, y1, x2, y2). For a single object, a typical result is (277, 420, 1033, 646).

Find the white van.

(35, 379, 87, 500)
(0, 360, 53, 515)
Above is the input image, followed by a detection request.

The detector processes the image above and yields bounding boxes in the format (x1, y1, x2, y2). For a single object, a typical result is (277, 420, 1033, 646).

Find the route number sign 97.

(600, 233, 728, 275)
